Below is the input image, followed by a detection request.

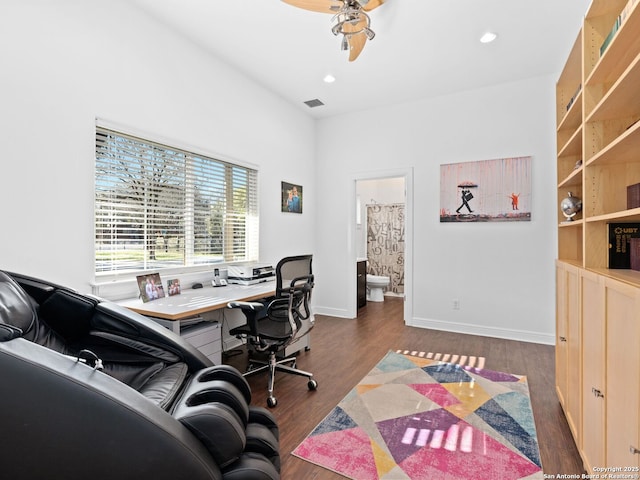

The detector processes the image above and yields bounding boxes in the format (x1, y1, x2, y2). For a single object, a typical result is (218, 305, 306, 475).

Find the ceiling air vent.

(304, 99, 325, 108)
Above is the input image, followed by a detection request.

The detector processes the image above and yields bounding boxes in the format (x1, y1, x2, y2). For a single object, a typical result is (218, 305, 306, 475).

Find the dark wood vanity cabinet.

(357, 260, 367, 309)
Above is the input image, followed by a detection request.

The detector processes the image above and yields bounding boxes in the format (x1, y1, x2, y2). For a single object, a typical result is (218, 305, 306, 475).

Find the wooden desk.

(118, 281, 276, 322)
(118, 281, 276, 365)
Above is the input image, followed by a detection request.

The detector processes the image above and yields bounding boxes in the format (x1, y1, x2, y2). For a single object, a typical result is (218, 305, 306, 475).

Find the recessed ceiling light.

(323, 74, 336, 84)
(480, 32, 498, 44)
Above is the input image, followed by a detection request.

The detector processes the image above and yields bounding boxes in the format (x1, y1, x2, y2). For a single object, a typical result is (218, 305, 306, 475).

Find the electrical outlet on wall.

(452, 299, 460, 310)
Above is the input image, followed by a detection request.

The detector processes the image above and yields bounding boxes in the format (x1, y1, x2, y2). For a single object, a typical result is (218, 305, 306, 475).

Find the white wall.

(315, 75, 558, 344)
(0, 1, 560, 344)
(0, 0, 316, 294)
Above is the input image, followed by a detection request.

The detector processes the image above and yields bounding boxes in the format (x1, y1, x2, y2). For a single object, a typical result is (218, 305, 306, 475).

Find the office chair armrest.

(286, 274, 314, 290)
(228, 301, 268, 346)
(228, 301, 265, 311)
(281, 282, 313, 321)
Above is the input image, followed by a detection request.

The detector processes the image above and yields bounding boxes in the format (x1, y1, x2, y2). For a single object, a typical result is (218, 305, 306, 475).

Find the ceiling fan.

(282, 0, 386, 62)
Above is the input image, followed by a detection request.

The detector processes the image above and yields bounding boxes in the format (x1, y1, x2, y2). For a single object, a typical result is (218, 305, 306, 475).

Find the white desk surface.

(118, 281, 276, 321)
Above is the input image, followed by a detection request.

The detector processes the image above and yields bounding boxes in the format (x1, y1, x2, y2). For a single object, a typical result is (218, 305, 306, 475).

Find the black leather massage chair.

(0, 271, 281, 480)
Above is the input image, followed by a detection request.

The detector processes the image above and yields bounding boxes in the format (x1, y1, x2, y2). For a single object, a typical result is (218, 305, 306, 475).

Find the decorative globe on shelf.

(560, 191, 582, 222)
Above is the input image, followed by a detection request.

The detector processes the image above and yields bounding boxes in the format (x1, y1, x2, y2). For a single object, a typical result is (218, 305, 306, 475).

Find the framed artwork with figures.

(281, 181, 303, 214)
(439, 156, 532, 223)
(136, 273, 165, 303)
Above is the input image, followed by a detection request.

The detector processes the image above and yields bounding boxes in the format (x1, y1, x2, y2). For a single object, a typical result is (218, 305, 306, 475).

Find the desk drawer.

(286, 333, 310, 356)
(196, 341, 220, 358)
(181, 322, 221, 364)
(181, 322, 221, 348)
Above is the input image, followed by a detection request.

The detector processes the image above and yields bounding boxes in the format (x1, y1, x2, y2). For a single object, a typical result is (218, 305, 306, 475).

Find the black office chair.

(228, 255, 317, 408)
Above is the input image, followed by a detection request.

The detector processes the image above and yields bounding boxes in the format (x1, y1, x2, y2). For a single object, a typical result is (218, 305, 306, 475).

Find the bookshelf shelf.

(558, 165, 583, 189)
(558, 124, 582, 158)
(589, 266, 640, 285)
(559, 219, 584, 228)
(583, 0, 629, 81)
(585, 207, 640, 224)
(585, 0, 640, 89)
(556, 30, 583, 127)
(586, 118, 640, 167)
(586, 51, 640, 123)
(558, 95, 583, 134)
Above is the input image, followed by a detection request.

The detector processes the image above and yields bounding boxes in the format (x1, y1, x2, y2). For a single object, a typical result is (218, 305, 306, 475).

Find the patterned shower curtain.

(366, 203, 405, 295)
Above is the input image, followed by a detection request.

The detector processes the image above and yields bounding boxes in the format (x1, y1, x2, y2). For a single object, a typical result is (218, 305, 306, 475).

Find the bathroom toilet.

(366, 274, 390, 302)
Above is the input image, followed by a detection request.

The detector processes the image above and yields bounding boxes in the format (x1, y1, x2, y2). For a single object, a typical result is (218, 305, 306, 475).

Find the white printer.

(227, 263, 275, 285)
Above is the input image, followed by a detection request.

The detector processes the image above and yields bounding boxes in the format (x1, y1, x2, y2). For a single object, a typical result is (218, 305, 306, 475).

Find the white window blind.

(95, 127, 258, 276)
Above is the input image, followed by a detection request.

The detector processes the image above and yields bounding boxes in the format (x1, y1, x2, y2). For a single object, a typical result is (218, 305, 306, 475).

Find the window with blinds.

(95, 127, 258, 276)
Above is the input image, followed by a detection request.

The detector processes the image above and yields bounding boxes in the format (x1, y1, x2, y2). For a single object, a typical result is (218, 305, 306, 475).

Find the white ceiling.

(129, 0, 590, 119)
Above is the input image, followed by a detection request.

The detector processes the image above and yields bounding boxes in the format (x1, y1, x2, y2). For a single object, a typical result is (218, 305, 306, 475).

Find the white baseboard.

(310, 306, 555, 345)
(409, 317, 555, 345)
(313, 306, 352, 318)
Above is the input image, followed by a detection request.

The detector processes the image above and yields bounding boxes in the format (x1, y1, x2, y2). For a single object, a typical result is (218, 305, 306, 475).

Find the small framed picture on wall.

(281, 181, 303, 214)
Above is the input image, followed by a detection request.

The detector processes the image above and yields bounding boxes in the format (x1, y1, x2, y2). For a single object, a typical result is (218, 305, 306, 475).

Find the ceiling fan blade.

(359, 0, 385, 11)
(281, 0, 342, 14)
(348, 32, 367, 62)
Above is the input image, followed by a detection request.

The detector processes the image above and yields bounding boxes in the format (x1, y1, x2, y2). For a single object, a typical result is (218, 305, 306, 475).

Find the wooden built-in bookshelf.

(555, 0, 640, 475)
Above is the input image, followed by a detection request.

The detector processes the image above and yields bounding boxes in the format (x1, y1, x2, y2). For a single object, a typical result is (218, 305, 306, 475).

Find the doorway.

(351, 168, 413, 323)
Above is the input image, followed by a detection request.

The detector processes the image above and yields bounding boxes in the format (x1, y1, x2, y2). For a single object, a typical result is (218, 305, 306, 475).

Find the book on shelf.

(608, 223, 640, 269)
(620, 0, 639, 23)
(600, 18, 620, 57)
(631, 238, 640, 271)
(628, 183, 640, 209)
(565, 83, 582, 112)
(600, 0, 639, 57)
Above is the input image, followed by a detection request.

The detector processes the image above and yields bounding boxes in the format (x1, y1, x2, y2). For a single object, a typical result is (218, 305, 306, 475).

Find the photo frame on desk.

(167, 278, 181, 296)
(136, 273, 166, 303)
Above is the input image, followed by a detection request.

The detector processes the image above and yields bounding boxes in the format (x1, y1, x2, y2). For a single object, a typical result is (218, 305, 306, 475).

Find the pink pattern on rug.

(399, 421, 541, 480)
(292, 426, 380, 479)
(410, 383, 461, 408)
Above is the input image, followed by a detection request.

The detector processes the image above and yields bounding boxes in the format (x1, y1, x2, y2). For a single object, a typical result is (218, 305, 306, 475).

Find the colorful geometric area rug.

(292, 350, 543, 480)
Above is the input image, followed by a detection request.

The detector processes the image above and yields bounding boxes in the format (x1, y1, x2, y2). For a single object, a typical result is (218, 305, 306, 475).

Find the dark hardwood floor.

(224, 297, 584, 479)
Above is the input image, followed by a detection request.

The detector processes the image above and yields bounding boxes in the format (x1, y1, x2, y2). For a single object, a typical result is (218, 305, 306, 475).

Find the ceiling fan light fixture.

(283, 0, 384, 61)
(331, 4, 374, 58)
(341, 35, 350, 51)
(364, 27, 375, 40)
(332, 8, 368, 32)
(347, 13, 361, 25)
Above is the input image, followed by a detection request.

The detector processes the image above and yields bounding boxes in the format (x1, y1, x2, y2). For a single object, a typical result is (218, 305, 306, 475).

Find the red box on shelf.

(628, 183, 640, 209)
(632, 238, 640, 272)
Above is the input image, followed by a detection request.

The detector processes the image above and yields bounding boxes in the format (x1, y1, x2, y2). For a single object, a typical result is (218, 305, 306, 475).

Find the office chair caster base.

(308, 379, 318, 390)
(267, 396, 278, 408)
